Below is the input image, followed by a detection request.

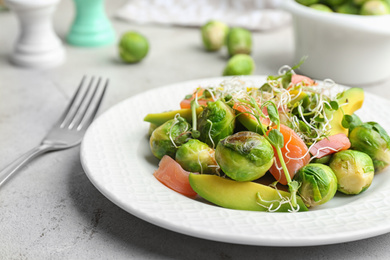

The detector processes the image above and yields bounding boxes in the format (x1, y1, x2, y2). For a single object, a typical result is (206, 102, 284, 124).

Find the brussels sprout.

(215, 131, 274, 181)
(201, 20, 229, 51)
(324, 0, 347, 7)
(361, 0, 390, 15)
(175, 139, 218, 174)
(118, 31, 149, 63)
(296, 0, 319, 5)
(353, 0, 370, 5)
(198, 100, 235, 147)
(293, 163, 338, 207)
(226, 27, 252, 56)
(223, 54, 255, 76)
(149, 117, 191, 159)
(310, 4, 334, 12)
(148, 123, 158, 136)
(329, 150, 374, 194)
(349, 122, 390, 172)
(336, 3, 360, 14)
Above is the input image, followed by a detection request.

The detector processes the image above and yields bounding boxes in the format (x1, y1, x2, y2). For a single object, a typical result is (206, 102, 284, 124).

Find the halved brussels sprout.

(215, 131, 274, 181)
(329, 150, 374, 195)
(149, 117, 191, 159)
(349, 122, 390, 172)
(198, 100, 235, 147)
(175, 139, 218, 174)
(293, 163, 338, 207)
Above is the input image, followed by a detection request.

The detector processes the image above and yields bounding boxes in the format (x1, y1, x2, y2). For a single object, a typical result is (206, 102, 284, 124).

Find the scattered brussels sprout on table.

(201, 20, 229, 51)
(329, 150, 374, 194)
(223, 54, 255, 76)
(118, 31, 149, 63)
(199, 20, 255, 76)
(296, 0, 390, 15)
(226, 27, 252, 56)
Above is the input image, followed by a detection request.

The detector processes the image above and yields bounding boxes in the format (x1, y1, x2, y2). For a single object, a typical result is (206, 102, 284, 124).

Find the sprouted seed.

(256, 184, 300, 213)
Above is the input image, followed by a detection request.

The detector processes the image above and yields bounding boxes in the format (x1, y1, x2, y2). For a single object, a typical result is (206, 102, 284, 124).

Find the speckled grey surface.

(1, 0, 390, 259)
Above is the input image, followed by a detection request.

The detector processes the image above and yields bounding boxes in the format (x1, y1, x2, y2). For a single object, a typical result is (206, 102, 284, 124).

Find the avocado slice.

(328, 87, 364, 136)
(289, 90, 310, 108)
(235, 112, 264, 134)
(189, 174, 308, 212)
(144, 107, 203, 126)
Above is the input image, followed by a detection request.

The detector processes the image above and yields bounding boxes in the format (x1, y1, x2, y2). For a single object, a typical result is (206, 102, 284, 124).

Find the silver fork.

(0, 76, 108, 187)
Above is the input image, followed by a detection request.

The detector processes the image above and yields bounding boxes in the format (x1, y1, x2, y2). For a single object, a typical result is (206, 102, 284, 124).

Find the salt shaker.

(5, 0, 65, 69)
(66, 0, 115, 47)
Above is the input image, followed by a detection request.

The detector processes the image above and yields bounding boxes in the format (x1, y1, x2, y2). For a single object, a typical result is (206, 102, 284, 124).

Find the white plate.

(81, 76, 390, 246)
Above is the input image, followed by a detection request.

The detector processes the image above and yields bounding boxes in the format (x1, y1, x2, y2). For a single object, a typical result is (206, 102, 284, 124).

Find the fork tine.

(57, 76, 87, 127)
(75, 78, 108, 131)
(68, 77, 100, 130)
(64, 77, 96, 129)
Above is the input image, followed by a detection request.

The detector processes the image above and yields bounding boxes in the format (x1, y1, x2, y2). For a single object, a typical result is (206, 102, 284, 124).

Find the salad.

(144, 65, 390, 213)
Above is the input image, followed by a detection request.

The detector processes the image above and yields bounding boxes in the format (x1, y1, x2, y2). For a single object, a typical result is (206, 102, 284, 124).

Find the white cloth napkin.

(115, 0, 291, 31)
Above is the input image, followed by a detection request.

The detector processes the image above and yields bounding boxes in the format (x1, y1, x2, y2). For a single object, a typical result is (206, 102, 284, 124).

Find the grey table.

(1, 0, 390, 259)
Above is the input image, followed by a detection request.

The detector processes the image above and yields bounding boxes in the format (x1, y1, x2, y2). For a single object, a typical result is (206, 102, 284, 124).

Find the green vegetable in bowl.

(150, 117, 191, 159)
(223, 54, 255, 76)
(337, 3, 360, 14)
(175, 139, 218, 174)
(296, 0, 390, 15)
(361, 0, 390, 15)
(226, 27, 252, 56)
(201, 20, 229, 51)
(323, 0, 348, 7)
(353, 0, 370, 5)
(293, 163, 338, 207)
(310, 4, 334, 12)
(118, 31, 149, 63)
(197, 100, 235, 147)
(215, 131, 274, 181)
(329, 150, 374, 195)
(296, 0, 319, 5)
(349, 122, 390, 172)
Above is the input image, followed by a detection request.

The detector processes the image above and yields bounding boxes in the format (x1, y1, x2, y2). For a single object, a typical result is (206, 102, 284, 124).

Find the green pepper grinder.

(66, 0, 115, 47)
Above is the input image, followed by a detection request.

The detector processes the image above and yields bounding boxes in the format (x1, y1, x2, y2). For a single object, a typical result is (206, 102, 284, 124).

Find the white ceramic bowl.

(283, 0, 390, 86)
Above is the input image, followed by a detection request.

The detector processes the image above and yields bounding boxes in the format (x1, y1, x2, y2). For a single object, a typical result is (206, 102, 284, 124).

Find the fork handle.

(0, 144, 53, 187)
